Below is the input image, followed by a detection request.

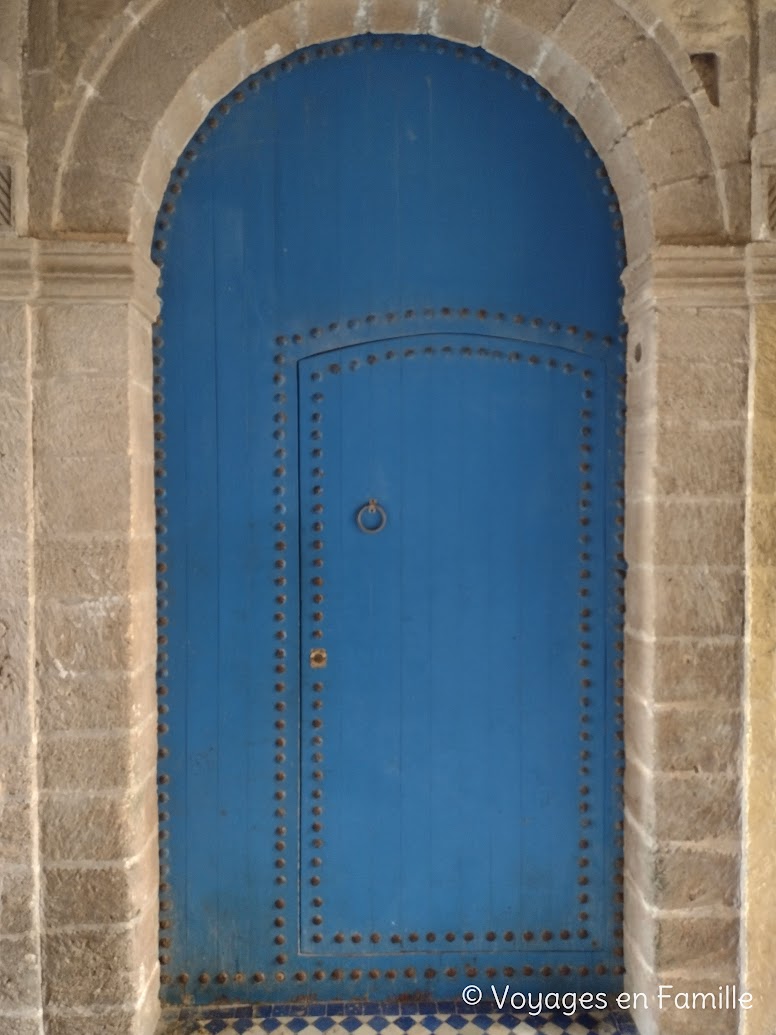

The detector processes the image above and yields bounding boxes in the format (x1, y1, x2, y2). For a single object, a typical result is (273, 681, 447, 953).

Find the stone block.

(42, 909, 157, 1008)
(35, 376, 130, 457)
(63, 102, 153, 190)
(654, 306, 749, 362)
(654, 420, 746, 495)
(241, 6, 301, 78)
(624, 341, 658, 418)
(143, 84, 209, 195)
(51, 0, 131, 91)
(653, 566, 744, 639)
(749, 567, 776, 642)
(0, 454, 29, 536)
(630, 103, 712, 188)
(651, 175, 725, 242)
(624, 754, 654, 833)
(0, 533, 29, 592)
(745, 699, 776, 833)
(127, 590, 158, 674)
(656, 359, 748, 422)
(368, 0, 421, 34)
(57, 167, 135, 238)
(44, 839, 158, 929)
(0, 1015, 45, 1035)
(304, 0, 360, 42)
(479, 11, 544, 75)
(654, 844, 740, 910)
(598, 38, 685, 131)
(623, 499, 655, 567)
(720, 160, 752, 242)
(144, 0, 234, 72)
(36, 453, 131, 537)
(40, 781, 156, 862)
(623, 871, 657, 970)
(0, 601, 33, 742)
(653, 637, 742, 705)
(751, 430, 776, 499)
(0, 303, 28, 374)
(36, 596, 134, 675)
(624, 415, 657, 498)
(43, 1006, 155, 1035)
(40, 722, 156, 793)
(605, 134, 647, 212)
(432, 0, 485, 46)
(619, 195, 653, 265)
(534, 46, 591, 115)
(624, 692, 654, 769)
(34, 537, 136, 600)
(621, 564, 655, 636)
(219, 0, 288, 32)
(749, 500, 776, 566)
(0, 741, 34, 799)
(574, 80, 627, 156)
(190, 32, 251, 110)
(753, 302, 776, 400)
(651, 499, 745, 567)
(554, 0, 643, 77)
(623, 630, 654, 698)
(0, 869, 35, 936)
(0, 935, 41, 1010)
(623, 815, 655, 897)
(499, 0, 576, 36)
(96, 27, 205, 133)
(654, 772, 740, 841)
(654, 704, 741, 774)
(129, 457, 156, 537)
(34, 304, 133, 377)
(36, 666, 156, 735)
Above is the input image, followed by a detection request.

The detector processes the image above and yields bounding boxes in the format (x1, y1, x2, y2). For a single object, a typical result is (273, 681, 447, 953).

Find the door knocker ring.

(356, 499, 387, 535)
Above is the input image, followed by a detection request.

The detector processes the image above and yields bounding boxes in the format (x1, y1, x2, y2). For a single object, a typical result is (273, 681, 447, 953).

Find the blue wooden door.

(154, 34, 626, 1005)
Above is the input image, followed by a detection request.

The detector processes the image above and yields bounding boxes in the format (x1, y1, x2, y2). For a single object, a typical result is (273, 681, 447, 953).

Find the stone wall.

(0, 3, 774, 1035)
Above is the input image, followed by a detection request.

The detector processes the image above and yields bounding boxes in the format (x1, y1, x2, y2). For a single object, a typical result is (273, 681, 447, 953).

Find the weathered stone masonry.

(1, 2, 775, 1034)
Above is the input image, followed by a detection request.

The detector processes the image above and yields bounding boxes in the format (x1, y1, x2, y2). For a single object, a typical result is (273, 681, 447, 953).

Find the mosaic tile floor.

(160, 1004, 638, 1035)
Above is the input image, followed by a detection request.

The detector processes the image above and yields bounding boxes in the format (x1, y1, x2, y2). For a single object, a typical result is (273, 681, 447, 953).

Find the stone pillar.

(742, 242, 776, 1035)
(622, 246, 747, 1035)
(1, 238, 162, 1035)
(0, 239, 43, 1035)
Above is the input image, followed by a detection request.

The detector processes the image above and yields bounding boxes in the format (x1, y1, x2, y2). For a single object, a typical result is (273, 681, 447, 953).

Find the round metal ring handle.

(356, 499, 388, 535)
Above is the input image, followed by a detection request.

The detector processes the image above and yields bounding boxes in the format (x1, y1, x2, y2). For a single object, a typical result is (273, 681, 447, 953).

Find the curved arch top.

(154, 34, 625, 340)
(50, 0, 728, 256)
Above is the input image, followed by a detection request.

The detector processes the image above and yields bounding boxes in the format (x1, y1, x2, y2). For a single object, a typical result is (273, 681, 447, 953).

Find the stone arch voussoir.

(56, 0, 726, 260)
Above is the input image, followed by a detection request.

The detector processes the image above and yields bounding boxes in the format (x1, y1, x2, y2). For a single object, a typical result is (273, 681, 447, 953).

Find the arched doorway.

(153, 33, 626, 1005)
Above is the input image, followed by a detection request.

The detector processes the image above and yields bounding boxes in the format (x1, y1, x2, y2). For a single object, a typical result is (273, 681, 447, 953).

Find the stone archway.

(18, 3, 748, 1035)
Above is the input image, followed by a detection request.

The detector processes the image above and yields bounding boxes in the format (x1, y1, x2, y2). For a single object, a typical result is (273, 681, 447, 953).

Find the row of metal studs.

(181, 960, 621, 985)
(317, 929, 580, 944)
(576, 372, 595, 939)
(316, 343, 596, 372)
(307, 365, 327, 949)
(274, 309, 618, 349)
(151, 29, 628, 983)
(272, 338, 290, 970)
(153, 312, 174, 984)
(611, 365, 628, 958)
